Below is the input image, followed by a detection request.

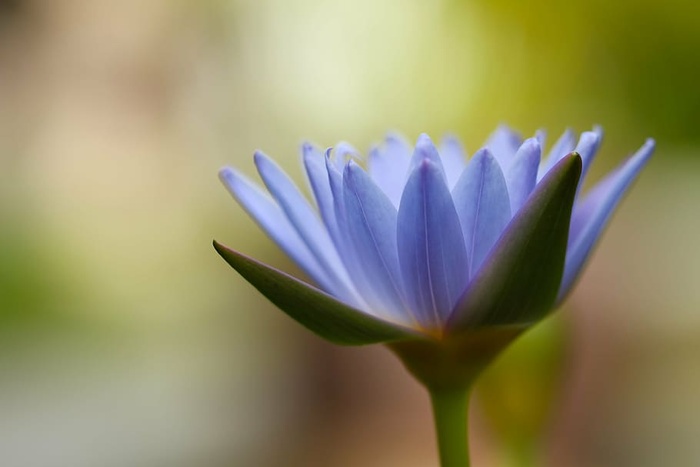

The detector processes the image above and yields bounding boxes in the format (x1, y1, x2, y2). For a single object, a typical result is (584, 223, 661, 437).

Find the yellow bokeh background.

(1, 1, 699, 466)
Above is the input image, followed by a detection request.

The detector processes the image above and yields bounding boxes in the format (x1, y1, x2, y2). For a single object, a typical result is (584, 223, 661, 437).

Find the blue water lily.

(215, 127, 653, 345)
(214, 125, 653, 466)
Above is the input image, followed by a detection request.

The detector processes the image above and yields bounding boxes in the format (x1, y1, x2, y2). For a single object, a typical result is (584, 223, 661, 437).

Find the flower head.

(215, 127, 654, 345)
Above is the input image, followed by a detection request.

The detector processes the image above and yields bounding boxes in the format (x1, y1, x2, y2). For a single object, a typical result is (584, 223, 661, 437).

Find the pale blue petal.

(539, 129, 575, 180)
(397, 159, 468, 329)
(484, 125, 522, 169)
(323, 157, 385, 317)
(574, 130, 603, 184)
(254, 151, 358, 302)
(368, 133, 412, 207)
(343, 161, 410, 322)
(302, 143, 342, 256)
(505, 137, 541, 214)
(325, 155, 347, 227)
(334, 142, 360, 171)
(452, 148, 512, 276)
(535, 129, 546, 149)
(407, 134, 446, 183)
(440, 135, 468, 189)
(558, 138, 655, 302)
(219, 167, 333, 293)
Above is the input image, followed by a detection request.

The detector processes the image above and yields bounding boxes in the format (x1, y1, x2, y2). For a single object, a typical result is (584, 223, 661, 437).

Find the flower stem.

(429, 388, 471, 467)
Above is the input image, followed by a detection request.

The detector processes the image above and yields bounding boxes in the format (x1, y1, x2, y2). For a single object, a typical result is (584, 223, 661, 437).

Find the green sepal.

(447, 153, 582, 333)
(213, 241, 419, 345)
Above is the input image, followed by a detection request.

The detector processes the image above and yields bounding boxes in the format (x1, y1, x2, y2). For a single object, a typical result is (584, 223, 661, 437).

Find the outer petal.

(448, 153, 582, 332)
(505, 137, 541, 214)
(452, 149, 511, 276)
(557, 138, 655, 302)
(440, 135, 467, 189)
(397, 159, 469, 329)
(219, 167, 332, 293)
(254, 151, 356, 303)
(213, 242, 418, 345)
(368, 133, 412, 207)
(485, 125, 522, 169)
(343, 161, 411, 323)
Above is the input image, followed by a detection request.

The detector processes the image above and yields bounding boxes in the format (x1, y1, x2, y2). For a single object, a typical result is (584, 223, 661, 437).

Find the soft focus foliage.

(1, 1, 699, 466)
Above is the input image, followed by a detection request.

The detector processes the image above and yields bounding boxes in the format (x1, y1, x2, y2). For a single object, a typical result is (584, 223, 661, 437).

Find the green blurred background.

(0, 1, 698, 466)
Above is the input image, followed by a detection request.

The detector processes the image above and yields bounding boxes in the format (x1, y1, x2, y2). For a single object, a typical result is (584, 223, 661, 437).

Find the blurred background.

(0, 0, 698, 466)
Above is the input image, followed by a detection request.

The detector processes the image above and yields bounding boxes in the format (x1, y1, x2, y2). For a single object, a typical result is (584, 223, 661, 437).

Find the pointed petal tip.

(252, 149, 270, 168)
(472, 147, 495, 162)
(522, 136, 542, 152)
(300, 141, 320, 159)
(580, 130, 602, 145)
(592, 125, 605, 139)
(218, 166, 248, 193)
(641, 137, 656, 154)
(625, 137, 655, 168)
(218, 165, 235, 182)
(416, 133, 435, 147)
(345, 157, 360, 171)
(343, 158, 363, 183)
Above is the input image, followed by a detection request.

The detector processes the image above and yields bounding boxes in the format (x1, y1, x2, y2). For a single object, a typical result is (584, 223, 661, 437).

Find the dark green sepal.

(213, 241, 419, 345)
(447, 153, 582, 333)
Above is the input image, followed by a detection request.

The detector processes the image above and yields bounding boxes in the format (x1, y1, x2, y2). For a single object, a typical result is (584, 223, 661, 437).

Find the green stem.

(429, 388, 471, 467)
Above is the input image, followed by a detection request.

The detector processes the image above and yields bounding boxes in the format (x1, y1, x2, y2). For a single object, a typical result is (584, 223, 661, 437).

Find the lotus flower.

(215, 127, 653, 348)
(214, 127, 653, 465)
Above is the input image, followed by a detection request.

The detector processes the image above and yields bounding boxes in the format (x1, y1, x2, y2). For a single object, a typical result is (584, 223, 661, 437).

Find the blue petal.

(325, 156, 389, 317)
(535, 129, 546, 149)
(302, 143, 342, 258)
(397, 159, 469, 329)
(452, 149, 512, 276)
(254, 151, 358, 303)
(539, 129, 575, 180)
(333, 142, 360, 171)
(574, 130, 603, 184)
(368, 133, 412, 207)
(219, 167, 334, 293)
(408, 134, 446, 182)
(557, 138, 655, 302)
(343, 161, 411, 322)
(440, 135, 467, 189)
(484, 125, 522, 169)
(505, 137, 541, 214)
